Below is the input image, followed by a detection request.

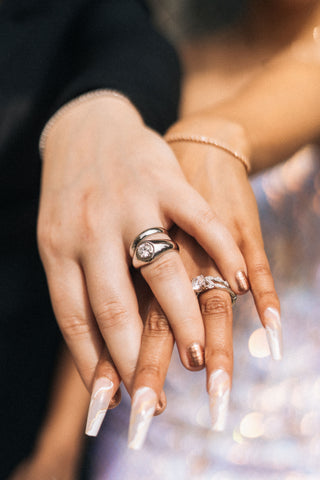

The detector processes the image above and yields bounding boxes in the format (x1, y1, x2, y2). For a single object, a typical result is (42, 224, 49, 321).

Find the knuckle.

(137, 363, 162, 381)
(61, 314, 93, 342)
(144, 254, 179, 282)
(96, 361, 117, 382)
(37, 223, 62, 260)
(206, 344, 233, 363)
(252, 262, 271, 278)
(254, 289, 277, 303)
(125, 361, 139, 380)
(200, 291, 231, 316)
(95, 298, 130, 329)
(79, 203, 99, 243)
(77, 190, 111, 246)
(193, 207, 216, 231)
(145, 310, 171, 337)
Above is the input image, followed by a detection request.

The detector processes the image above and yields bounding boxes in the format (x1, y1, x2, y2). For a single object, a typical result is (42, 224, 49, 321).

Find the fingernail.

(128, 387, 158, 450)
(208, 369, 231, 432)
(85, 377, 113, 437)
(154, 391, 167, 416)
(108, 387, 122, 410)
(186, 342, 205, 368)
(235, 271, 250, 293)
(264, 307, 283, 361)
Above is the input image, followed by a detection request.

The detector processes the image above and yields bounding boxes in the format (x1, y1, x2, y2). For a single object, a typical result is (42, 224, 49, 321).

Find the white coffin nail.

(208, 369, 231, 432)
(128, 387, 157, 450)
(264, 307, 283, 361)
(85, 377, 113, 437)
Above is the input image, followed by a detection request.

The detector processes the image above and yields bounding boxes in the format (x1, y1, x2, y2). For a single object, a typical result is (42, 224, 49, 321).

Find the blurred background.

(148, 0, 245, 41)
(89, 1, 320, 478)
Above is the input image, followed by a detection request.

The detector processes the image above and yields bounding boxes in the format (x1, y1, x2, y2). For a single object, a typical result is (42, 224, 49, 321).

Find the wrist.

(166, 116, 252, 173)
(35, 427, 84, 461)
(40, 89, 144, 159)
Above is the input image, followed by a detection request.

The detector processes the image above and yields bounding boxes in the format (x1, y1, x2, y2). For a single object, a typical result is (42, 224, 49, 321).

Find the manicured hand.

(37, 95, 248, 428)
(127, 127, 281, 449)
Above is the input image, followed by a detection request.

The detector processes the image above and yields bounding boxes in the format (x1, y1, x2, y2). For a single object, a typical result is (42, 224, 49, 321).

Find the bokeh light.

(248, 328, 270, 358)
(239, 412, 265, 438)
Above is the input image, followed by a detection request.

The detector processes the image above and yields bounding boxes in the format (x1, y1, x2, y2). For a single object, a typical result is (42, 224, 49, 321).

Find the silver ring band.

(192, 274, 237, 305)
(129, 227, 168, 258)
(132, 238, 179, 269)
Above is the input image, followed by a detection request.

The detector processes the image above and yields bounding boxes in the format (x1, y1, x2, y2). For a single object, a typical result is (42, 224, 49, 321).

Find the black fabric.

(0, 0, 180, 477)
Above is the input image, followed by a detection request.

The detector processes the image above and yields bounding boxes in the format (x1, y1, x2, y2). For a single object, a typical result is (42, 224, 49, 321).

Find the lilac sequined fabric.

(91, 147, 320, 480)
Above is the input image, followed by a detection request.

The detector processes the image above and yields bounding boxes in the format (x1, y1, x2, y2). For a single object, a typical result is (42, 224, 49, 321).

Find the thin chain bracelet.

(165, 133, 251, 173)
(39, 89, 131, 159)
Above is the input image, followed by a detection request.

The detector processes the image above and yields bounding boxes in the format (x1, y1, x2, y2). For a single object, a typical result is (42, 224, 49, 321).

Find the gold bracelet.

(165, 133, 251, 173)
(39, 89, 131, 159)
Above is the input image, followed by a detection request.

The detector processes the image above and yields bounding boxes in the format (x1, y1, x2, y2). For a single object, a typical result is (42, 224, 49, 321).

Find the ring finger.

(178, 230, 234, 431)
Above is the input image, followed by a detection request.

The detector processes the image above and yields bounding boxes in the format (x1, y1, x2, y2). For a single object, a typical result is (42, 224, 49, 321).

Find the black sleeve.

(54, 0, 181, 134)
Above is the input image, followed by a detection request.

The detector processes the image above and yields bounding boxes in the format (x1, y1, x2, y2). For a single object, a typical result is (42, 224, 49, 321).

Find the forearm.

(168, 10, 320, 174)
(212, 52, 320, 172)
(34, 346, 89, 458)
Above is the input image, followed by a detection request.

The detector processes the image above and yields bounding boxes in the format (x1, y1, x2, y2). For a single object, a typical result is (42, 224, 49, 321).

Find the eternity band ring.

(192, 274, 237, 305)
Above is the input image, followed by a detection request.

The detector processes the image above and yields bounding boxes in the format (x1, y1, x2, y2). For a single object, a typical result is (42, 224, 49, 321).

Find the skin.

(132, 145, 279, 404)
(37, 94, 247, 397)
(131, 0, 320, 417)
(12, 1, 320, 476)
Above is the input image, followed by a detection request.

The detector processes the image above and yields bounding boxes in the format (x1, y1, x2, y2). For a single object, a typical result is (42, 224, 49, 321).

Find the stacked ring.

(192, 274, 237, 305)
(130, 227, 179, 269)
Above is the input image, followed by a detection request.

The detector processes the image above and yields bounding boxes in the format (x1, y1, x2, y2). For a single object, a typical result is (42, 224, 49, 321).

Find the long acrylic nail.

(208, 369, 231, 432)
(235, 270, 250, 293)
(186, 342, 205, 368)
(85, 377, 113, 437)
(128, 387, 157, 450)
(264, 307, 283, 360)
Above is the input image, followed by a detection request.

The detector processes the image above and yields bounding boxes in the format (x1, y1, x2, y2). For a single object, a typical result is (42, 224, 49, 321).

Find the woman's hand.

(129, 230, 234, 450)
(37, 96, 248, 410)
(170, 136, 281, 357)
(128, 126, 282, 449)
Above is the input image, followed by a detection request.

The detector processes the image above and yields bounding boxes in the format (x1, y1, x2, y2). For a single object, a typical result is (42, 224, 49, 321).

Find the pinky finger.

(85, 349, 121, 437)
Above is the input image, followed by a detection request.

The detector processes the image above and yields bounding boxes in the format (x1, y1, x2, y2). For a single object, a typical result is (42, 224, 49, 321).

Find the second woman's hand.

(170, 131, 282, 360)
(127, 124, 282, 449)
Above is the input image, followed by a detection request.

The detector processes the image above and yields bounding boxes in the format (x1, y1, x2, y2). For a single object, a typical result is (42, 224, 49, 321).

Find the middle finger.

(138, 233, 206, 371)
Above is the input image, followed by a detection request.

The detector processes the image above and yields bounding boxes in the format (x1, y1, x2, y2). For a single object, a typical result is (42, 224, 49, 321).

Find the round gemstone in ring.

(192, 274, 206, 294)
(136, 241, 155, 262)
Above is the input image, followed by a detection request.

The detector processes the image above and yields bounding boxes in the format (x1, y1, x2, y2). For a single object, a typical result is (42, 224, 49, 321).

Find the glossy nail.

(186, 342, 205, 368)
(109, 387, 122, 410)
(85, 377, 113, 437)
(154, 391, 167, 416)
(264, 307, 283, 360)
(128, 387, 158, 450)
(208, 369, 231, 432)
(235, 270, 250, 293)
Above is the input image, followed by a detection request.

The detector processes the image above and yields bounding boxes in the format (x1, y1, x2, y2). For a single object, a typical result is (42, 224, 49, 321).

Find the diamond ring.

(130, 228, 179, 269)
(192, 274, 237, 305)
